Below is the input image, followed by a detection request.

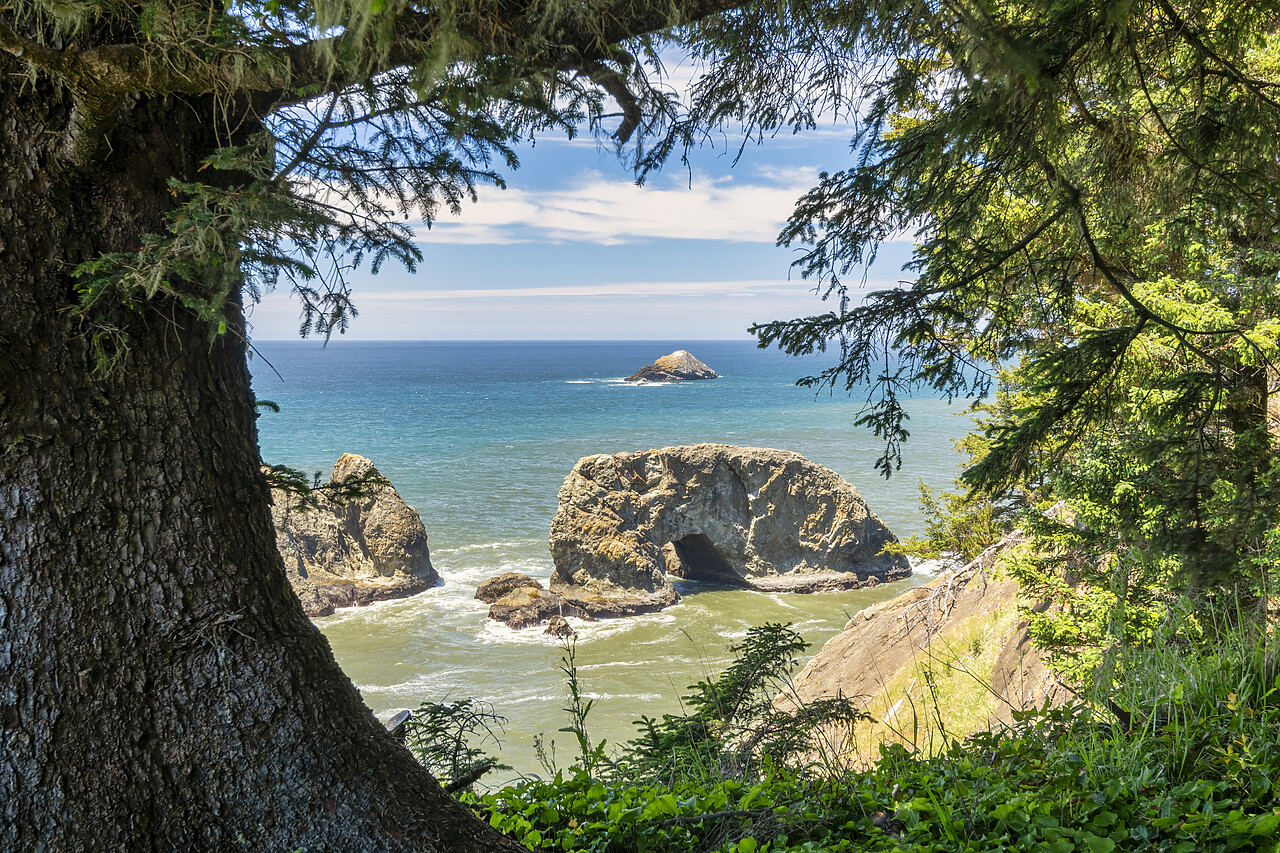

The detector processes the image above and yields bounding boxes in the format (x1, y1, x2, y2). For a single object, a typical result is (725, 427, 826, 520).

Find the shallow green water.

(250, 340, 970, 779)
(319, 567, 933, 780)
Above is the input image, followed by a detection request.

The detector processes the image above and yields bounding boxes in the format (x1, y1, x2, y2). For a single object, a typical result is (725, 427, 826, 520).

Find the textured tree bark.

(0, 57, 524, 852)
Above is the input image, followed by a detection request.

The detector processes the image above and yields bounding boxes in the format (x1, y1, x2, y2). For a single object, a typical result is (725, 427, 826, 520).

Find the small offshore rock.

(488, 585, 592, 630)
(625, 350, 718, 382)
(475, 572, 543, 603)
(271, 454, 438, 616)
(543, 615, 575, 638)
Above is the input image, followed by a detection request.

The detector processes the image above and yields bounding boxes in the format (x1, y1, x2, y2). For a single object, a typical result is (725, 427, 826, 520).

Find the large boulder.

(548, 444, 909, 617)
(271, 454, 439, 616)
(625, 350, 719, 382)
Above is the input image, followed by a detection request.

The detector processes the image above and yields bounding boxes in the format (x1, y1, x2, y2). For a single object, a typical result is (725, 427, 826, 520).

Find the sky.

(247, 116, 915, 341)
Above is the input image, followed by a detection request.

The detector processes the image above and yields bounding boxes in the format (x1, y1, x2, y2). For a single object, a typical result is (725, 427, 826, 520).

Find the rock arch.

(548, 444, 910, 616)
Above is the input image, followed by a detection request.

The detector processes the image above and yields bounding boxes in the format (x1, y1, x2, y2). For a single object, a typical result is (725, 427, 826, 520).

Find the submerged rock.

(271, 454, 438, 617)
(625, 350, 719, 382)
(557, 586, 681, 620)
(548, 444, 909, 616)
(543, 615, 576, 638)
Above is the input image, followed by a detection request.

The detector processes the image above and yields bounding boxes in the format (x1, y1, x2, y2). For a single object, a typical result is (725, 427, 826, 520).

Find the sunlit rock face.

(624, 350, 719, 382)
(475, 572, 544, 604)
(475, 572, 593, 629)
(548, 444, 909, 616)
(271, 454, 438, 616)
(780, 534, 1067, 753)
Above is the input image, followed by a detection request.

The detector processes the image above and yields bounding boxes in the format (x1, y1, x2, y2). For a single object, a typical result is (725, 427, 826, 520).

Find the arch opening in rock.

(663, 534, 744, 585)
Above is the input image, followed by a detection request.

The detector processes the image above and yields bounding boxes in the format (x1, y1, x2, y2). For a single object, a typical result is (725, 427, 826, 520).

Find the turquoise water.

(250, 340, 974, 777)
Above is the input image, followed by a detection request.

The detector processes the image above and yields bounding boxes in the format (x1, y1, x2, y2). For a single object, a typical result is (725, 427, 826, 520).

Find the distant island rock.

(271, 454, 439, 617)
(547, 444, 910, 618)
(625, 350, 719, 382)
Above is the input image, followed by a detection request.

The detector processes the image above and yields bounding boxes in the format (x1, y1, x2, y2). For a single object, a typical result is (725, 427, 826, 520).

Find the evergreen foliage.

(750, 0, 1280, 590)
(615, 623, 870, 785)
(4, 0, 843, 370)
(3, 0, 847, 841)
(404, 698, 512, 792)
(8, 0, 1280, 841)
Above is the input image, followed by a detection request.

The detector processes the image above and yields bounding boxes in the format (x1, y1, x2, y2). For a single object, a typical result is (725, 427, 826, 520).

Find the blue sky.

(248, 118, 915, 340)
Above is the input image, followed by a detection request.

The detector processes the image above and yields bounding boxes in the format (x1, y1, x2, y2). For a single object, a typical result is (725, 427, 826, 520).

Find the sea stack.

(270, 454, 439, 616)
(547, 444, 910, 618)
(625, 350, 719, 382)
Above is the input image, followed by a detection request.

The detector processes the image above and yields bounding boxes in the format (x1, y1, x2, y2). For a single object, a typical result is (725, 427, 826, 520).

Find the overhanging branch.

(577, 59, 641, 142)
(3, 0, 748, 165)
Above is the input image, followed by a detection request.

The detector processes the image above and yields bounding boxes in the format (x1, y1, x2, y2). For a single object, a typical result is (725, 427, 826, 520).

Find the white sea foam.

(475, 620, 572, 646)
(437, 561, 551, 585)
(494, 692, 570, 706)
(365, 680, 566, 707)
(575, 660, 649, 671)
(318, 588, 445, 625)
(571, 609, 680, 642)
(355, 673, 487, 701)
(435, 539, 543, 555)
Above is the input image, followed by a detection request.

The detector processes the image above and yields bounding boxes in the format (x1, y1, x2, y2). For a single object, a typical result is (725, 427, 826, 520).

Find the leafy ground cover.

(409, 619, 1280, 853)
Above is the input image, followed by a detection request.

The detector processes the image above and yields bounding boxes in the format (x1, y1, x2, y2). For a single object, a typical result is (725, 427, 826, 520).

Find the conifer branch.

(577, 58, 642, 142)
(0, 21, 74, 75)
(4, 0, 746, 163)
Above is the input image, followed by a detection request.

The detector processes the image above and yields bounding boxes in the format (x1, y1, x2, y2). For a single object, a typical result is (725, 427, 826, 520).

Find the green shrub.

(403, 698, 510, 793)
(474, 615, 1280, 853)
(611, 623, 870, 786)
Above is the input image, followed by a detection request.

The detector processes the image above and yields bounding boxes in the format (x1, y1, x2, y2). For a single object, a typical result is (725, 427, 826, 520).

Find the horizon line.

(249, 337, 773, 344)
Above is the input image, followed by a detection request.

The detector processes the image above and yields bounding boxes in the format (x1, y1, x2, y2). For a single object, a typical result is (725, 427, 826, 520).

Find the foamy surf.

(316, 587, 445, 625)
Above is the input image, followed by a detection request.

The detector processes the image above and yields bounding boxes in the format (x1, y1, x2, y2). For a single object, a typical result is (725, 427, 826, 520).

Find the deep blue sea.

(250, 340, 975, 776)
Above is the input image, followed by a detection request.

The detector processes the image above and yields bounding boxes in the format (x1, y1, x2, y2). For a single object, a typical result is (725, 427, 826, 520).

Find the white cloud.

(245, 277, 892, 341)
(354, 279, 802, 301)
(415, 168, 817, 245)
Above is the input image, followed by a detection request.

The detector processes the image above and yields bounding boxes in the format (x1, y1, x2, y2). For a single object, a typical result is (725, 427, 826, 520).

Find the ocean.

(249, 340, 974, 778)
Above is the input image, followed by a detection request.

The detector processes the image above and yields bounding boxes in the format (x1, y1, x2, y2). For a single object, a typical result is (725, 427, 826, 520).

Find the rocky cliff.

(625, 350, 719, 382)
(271, 454, 439, 616)
(548, 444, 909, 617)
(778, 536, 1065, 763)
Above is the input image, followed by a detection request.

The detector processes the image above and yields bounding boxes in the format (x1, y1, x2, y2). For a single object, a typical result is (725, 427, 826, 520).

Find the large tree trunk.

(0, 57, 524, 852)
